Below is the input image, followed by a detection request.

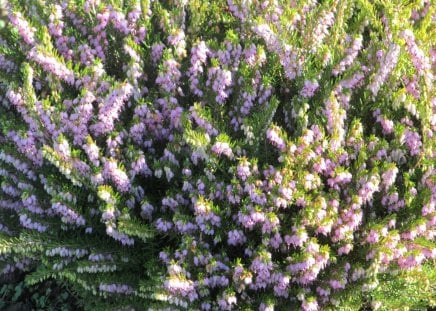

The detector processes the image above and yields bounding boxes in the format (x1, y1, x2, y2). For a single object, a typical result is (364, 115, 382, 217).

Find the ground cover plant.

(0, 0, 435, 310)
(0, 271, 82, 310)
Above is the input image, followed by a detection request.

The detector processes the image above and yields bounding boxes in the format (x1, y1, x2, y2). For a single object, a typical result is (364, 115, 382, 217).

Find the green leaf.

(11, 284, 23, 302)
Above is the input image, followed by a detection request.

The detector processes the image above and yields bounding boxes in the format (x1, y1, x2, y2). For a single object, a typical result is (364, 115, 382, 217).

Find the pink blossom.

(402, 129, 422, 156)
(266, 127, 286, 151)
(103, 159, 131, 193)
(300, 80, 319, 98)
(9, 12, 36, 45)
(211, 142, 233, 158)
(368, 44, 400, 97)
(302, 298, 319, 311)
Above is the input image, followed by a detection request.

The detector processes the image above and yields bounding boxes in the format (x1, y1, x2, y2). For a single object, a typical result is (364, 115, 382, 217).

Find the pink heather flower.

(237, 159, 251, 181)
(253, 24, 280, 53)
(207, 66, 232, 104)
(422, 202, 435, 216)
(287, 257, 315, 273)
(52, 202, 86, 226)
(131, 155, 151, 177)
(83, 0, 101, 13)
(401, 29, 432, 77)
(402, 129, 422, 156)
(91, 83, 133, 136)
(211, 142, 233, 158)
(243, 43, 258, 66)
(156, 59, 182, 93)
(164, 274, 197, 301)
(54, 137, 71, 159)
(327, 171, 352, 190)
(228, 0, 250, 21)
(374, 110, 395, 135)
(126, 4, 142, 24)
(1, 182, 21, 198)
(329, 279, 346, 290)
(83, 140, 100, 166)
(404, 75, 421, 99)
(397, 253, 425, 269)
(105, 226, 134, 245)
(99, 283, 134, 294)
(300, 80, 319, 98)
(311, 10, 335, 52)
(167, 29, 186, 58)
(9, 12, 36, 45)
(358, 176, 379, 204)
(295, 199, 306, 207)
(249, 254, 274, 290)
(109, 9, 129, 35)
(388, 218, 397, 228)
(6, 131, 42, 166)
(302, 298, 319, 311)
(48, 6, 74, 61)
(340, 72, 365, 90)
(269, 232, 283, 249)
(155, 218, 173, 232)
(280, 44, 303, 80)
(189, 41, 209, 96)
(103, 159, 131, 193)
(262, 215, 280, 234)
(366, 230, 380, 244)
(316, 286, 331, 298)
(27, 48, 75, 85)
(381, 166, 398, 189)
(19, 214, 48, 232)
(333, 35, 363, 75)
(338, 244, 353, 255)
(368, 44, 400, 97)
(259, 303, 274, 311)
(0, 151, 37, 181)
(284, 229, 308, 248)
(272, 273, 290, 297)
(151, 42, 165, 63)
(304, 173, 317, 190)
(266, 127, 286, 151)
(190, 106, 219, 136)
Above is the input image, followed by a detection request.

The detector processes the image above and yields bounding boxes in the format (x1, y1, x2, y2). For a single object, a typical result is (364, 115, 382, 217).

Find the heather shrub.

(0, 0, 435, 310)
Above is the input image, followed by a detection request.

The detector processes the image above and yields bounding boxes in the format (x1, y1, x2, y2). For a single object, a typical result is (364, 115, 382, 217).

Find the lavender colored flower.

(368, 44, 400, 97)
(90, 83, 133, 136)
(19, 214, 47, 232)
(402, 129, 422, 156)
(211, 141, 233, 158)
(207, 66, 232, 104)
(27, 48, 75, 85)
(156, 59, 181, 93)
(302, 297, 319, 311)
(9, 12, 36, 45)
(401, 29, 432, 78)
(333, 35, 363, 76)
(103, 159, 131, 193)
(300, 80, 319, 98)
(99, 283, 134, 294)
(266, 127, 286, 151)
(227, 229, 247, 246)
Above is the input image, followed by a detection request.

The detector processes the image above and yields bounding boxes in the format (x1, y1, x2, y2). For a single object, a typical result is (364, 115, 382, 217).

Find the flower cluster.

(0, 0, 434, 310)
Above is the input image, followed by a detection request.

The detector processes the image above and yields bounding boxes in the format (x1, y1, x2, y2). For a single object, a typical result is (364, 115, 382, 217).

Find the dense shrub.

(0, 272, 82, 310)
(0, 0, 434, 310)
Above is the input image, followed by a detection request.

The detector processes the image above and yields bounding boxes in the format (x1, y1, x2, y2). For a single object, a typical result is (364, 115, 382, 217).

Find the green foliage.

(369, 264, 436, 310)
(0, 0, 434, 309)
(0, 275, 82, 311)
